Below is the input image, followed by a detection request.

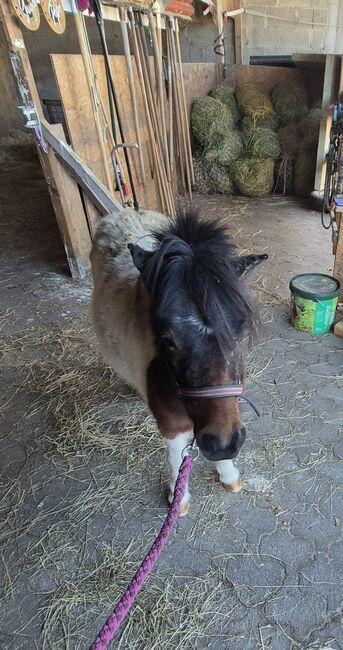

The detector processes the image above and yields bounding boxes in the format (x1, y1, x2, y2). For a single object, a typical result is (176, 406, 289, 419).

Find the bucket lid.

(290, 273, 340, 301)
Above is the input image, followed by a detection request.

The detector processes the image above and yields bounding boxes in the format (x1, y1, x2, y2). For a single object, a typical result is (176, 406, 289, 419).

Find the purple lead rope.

(89, 454, 193, 650)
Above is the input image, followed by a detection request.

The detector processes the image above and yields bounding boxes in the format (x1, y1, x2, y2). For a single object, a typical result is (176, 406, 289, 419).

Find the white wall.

(241, 0, 343, 63)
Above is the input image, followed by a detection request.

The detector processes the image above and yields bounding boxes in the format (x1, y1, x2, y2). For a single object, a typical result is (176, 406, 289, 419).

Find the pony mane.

(141, 209, 257, 350)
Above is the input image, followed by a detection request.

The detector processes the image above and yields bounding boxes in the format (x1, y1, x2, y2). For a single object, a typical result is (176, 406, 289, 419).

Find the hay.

(241, 113, 278, 132)
(271, 80, 309, 126)
(38, 529, 228, 650)
(192, 156, 234, 195)
(209, 161, 234, 194)
(192, 156, 211, 194)
(243, 126, 281, 160)
(204, 129, 243, 168)
(210, 84, 240, 125)
(277, 123, 303, 155)
(231, 158, 275, 197)
(191, 97, 235, 146)
(236, 84, 275, 128)
(274, 155, 295, 196)
(299, 107, 322, 141)
(274, 124, 303, 196)
(294, 144, 317, 198)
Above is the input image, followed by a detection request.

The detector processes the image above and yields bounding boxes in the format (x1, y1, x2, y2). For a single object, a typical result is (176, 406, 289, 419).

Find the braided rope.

(89, 454, 193, 650)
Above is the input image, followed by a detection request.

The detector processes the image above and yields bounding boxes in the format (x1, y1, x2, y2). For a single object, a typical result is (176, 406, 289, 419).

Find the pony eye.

(161, 336, 176, 350)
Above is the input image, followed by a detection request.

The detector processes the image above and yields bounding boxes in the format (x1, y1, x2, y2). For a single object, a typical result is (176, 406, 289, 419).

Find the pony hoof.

(222, 478, 241, 493)
(179, 501, 190, 517)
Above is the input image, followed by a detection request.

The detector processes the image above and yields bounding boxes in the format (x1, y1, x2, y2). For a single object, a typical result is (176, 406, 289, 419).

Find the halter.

(178, 383, 261, 417)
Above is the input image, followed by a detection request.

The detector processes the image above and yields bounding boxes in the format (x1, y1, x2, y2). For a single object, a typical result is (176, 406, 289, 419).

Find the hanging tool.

(322, 102, 343, 254)
(71, 0, 113, 192)
(93, 0, 139, 210)
(148, 10, 171, 182)
(119, 7, 146, 186)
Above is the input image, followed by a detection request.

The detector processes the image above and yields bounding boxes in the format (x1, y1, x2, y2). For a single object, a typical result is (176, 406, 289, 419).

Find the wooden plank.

(334, 213, 343, 302)
(51, 54, 107, 187)
(223, 0, 242, 64)
(41, 119, 122, 215)
(39, 124, 92, 279)
(182, 63, 223, 114)
(233, 0, 243, 65)
(216, 0, 224, 66)
(292, 54, 326, 69)
(339, 55, 343, 98)
(224, 63, 307, 93)
(51, 53, 162, 212)
(83, 197, 102, 238)
(315, 55, 341, 192)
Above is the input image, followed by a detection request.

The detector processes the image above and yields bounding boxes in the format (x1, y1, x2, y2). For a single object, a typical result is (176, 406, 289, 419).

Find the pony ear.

(233, 253, 268, 277)
(128, 243, 154, 272)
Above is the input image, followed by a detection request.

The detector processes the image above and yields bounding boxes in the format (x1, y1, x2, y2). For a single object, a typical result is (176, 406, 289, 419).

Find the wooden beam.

(334, 210, 343, 302)
(216, 0, 224, 65)
(41, 120, 122, 215)
(39, 124, 92, 279)
(314, 55, 341, 192)
(223, 0, 242, 65)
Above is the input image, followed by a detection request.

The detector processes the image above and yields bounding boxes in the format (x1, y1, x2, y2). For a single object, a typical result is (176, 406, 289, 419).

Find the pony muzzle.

(196, 425, 246, 462)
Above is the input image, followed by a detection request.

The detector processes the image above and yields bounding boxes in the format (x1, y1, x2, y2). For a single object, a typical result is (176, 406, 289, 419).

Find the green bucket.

(290, 273, 340, 334)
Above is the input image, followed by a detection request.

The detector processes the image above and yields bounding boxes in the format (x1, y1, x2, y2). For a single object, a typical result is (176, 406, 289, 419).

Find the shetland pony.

(91, 208, 266, 514)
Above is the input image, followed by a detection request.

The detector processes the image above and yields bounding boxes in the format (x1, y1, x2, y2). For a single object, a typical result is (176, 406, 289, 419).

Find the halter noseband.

(177, 383, 261, 417)
(161, 357, 261, 418)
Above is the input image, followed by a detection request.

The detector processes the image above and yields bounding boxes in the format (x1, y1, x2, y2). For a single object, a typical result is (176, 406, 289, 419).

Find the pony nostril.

(199, 433, 220, 456)
(231, 426, 246, 452)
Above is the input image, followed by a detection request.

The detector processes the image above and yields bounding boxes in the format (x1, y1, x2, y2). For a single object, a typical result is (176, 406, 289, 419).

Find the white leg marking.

(215, 459, 241, 492)
(167, 432, 192, 514)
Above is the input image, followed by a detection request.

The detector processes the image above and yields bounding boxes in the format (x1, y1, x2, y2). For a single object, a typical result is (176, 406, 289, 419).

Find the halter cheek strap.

(178, 384, 261, 418)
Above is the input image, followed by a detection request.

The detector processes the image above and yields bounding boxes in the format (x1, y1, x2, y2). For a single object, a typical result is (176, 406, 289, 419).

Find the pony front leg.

(215, 459, 241, 493)
(166, 431, 192, 516)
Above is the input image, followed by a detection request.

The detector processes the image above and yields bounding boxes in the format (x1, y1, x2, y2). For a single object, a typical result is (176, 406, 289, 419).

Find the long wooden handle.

(148, 11, 171, 183)
(71, 1, 113, 193)
(175, 18, 194, 185)
(120, 8, 146, 185)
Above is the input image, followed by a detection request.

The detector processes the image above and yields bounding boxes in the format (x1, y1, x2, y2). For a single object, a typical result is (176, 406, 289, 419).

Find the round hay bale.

(204, 129, 243, 168)
(192, 156, 234, 194)
(294, 145, 317, 198)
(274, 155, 295, 195)
(191, 97, 235, 146)
(210, 85, 240, 125)
(231, 158, 275, 197)
(208, 162, 234, 194)
(243, 126, 281, 160)
(271, 80, 309, 126)
(236, 84, 275, 128)
(299, 107, 321, 142)
(241, 113, 278, 131)
(278, 123, 303, 155)
(192, 156, 211, 194)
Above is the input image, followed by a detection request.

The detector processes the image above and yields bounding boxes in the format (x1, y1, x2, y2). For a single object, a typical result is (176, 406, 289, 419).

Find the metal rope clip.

(182, 439, 200, 461)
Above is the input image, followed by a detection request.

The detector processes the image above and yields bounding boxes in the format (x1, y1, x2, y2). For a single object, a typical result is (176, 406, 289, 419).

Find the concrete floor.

(1, 150, 343, 650)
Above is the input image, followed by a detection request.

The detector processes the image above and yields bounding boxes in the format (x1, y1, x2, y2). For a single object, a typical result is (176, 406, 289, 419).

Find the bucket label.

(291, 295, 338, 334)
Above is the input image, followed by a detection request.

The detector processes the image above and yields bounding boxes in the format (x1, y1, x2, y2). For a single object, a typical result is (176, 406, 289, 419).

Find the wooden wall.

(224, 64, 324, 101)
(51, 55, 223, 213)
